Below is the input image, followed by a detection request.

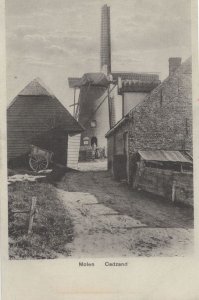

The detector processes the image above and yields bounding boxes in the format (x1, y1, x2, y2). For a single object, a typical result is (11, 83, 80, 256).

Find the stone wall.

(129, 57, 192, 153)
(106, 57, 192, 188)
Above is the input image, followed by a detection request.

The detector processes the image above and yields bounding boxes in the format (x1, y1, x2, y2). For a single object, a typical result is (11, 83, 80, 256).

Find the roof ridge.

(18, 78, 54, 96)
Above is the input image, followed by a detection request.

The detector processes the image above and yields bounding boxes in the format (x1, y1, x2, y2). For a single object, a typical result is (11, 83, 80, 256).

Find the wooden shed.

(133, 150, 193, 206)
(7, 78, 84, 168)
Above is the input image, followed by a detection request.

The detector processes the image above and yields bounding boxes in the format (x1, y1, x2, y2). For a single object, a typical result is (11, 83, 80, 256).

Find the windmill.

(68, 4, 160, 158)
(69, 5, 115, 122)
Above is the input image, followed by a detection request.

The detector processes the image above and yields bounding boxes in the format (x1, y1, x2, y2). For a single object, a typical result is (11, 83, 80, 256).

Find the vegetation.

(8, 181, 73, 259)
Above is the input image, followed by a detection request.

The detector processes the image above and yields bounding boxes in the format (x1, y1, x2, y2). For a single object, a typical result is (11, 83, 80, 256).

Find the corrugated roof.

(138, 150, 192, 163)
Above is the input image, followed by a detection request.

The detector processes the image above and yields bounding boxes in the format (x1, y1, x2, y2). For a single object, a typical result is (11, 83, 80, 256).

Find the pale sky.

(6, 0, 191, 112)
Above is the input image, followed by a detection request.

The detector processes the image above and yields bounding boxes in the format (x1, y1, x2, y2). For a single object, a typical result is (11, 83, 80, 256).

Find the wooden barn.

(7, 78, 84, 169)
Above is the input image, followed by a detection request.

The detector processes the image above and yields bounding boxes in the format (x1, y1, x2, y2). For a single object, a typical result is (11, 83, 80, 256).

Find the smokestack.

(100, 4, 111, 75)
(169, 57, 182, 76)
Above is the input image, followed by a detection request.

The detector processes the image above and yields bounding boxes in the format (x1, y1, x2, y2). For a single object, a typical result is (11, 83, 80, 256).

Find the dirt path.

(57, 162, 193, 257)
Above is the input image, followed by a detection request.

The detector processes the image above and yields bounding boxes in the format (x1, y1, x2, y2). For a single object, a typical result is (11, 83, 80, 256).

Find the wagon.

(29, 145, 54, 172)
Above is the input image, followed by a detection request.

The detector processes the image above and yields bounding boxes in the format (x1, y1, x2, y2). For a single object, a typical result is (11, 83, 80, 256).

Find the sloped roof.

(69, 72, 159, 89)
(112, 72, 159, 82)
(19, 77, 54, 96)
(7, 78, 84, 159)
(138, 150, 192, 163)
(113, 72, 160, 93)
(118, 79, 160, 93)
(106, 57, 192, 138)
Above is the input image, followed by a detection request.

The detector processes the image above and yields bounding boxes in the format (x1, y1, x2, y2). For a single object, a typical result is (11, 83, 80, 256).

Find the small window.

(90, 120, 97, 128)
(83, 137, 89, 145)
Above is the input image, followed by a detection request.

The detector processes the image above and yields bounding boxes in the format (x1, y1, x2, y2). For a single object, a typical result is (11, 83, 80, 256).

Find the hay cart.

(29, 145, 54, 172)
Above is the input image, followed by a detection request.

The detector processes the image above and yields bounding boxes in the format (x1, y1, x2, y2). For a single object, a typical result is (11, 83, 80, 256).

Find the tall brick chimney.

(100, 4, 111, 75)
(169, 57, 182, 76)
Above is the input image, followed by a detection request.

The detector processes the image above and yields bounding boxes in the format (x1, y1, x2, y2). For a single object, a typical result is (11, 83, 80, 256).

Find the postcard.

(1, 0, 199, 299)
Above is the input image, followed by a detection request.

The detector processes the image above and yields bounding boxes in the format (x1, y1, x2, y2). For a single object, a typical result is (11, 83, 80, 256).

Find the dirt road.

(57, 161, 193, 257)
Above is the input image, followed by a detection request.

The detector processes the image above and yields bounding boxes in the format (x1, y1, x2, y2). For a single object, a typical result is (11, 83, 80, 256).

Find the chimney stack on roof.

(169, 57, 182, 76)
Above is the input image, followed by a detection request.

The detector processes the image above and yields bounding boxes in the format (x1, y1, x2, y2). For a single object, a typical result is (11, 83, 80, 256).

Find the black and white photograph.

(5, 0, 194, 260)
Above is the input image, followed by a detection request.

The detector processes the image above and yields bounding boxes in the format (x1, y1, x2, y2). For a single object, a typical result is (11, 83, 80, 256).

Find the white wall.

(112, 86, 122, 123)
(67, 134, 80, 169)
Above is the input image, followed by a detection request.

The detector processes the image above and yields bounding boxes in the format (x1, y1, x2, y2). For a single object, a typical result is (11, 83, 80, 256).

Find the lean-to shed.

(7, 78, 84, 168)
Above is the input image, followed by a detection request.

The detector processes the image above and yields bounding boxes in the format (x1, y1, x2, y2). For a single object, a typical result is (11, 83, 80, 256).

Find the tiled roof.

(118, 79, 161, 93)
(112, 72, 159, 82)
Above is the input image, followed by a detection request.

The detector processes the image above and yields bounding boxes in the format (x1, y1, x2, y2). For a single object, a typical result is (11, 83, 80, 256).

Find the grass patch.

(8, 181, 73, 259)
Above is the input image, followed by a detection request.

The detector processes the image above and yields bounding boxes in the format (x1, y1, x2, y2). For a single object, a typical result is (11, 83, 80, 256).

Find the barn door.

(52, 131, 68, 165)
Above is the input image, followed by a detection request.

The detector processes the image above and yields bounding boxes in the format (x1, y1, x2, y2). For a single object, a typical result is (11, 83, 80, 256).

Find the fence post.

(28, 197, 37, 235)
(171, 181, 176, 203)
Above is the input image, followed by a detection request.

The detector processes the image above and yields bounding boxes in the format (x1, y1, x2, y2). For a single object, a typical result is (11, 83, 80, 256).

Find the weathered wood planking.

(67, 134, 81, 169)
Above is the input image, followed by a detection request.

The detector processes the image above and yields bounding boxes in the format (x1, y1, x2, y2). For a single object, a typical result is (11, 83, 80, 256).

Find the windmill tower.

(68, 4, 160, 161)
(68, 4, 116, 159)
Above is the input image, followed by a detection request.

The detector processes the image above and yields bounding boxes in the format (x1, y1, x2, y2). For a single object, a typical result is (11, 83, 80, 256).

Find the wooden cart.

(29, 145, 54, 172)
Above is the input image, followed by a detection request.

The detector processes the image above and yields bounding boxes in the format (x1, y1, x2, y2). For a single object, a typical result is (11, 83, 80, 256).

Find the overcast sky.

(6, 0, 191, 110)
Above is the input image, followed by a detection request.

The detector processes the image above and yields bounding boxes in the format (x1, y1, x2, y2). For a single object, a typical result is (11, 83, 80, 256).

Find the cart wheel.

(29, 155, 48, 172)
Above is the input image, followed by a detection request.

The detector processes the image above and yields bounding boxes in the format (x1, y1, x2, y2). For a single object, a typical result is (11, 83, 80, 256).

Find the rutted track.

(57, 162, 193, 257)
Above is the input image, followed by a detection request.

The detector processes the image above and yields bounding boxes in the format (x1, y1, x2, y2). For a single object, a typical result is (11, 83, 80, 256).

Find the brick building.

(105, 57, 193, 205)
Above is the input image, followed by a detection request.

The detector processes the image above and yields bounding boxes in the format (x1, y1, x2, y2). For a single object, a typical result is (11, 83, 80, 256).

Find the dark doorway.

(52, 131, 68, 165)
(32, 129, 68, 165)
(91, 136, 98, 146)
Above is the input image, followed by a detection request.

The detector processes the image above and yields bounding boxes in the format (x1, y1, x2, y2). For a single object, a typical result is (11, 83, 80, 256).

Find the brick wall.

(106, 57, 192, 186)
